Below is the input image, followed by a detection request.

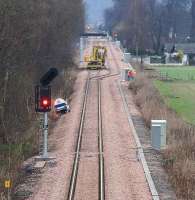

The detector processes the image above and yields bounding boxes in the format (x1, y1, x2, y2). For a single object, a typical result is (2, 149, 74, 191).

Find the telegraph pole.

(134, 0, 139, 62)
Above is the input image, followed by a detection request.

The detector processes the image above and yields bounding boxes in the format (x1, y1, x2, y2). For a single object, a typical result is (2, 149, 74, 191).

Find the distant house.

(165, 43, 195, 65)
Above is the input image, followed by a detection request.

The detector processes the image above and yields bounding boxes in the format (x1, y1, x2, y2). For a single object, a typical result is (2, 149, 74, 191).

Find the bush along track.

(129, 71, 195, 200)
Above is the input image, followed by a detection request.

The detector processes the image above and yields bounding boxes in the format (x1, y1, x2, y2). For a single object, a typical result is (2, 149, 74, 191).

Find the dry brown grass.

(129, 72, 195, 199)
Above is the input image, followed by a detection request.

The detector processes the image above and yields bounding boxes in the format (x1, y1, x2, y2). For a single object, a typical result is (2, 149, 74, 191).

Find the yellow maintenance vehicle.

(86, 46, 107, 69)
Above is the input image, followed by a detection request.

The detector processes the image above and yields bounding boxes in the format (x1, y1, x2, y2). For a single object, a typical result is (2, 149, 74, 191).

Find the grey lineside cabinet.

(115, 40, 121, 48)
(124, 53, 131, 63)
(121, 68, 130, 81)
(151, 120, 167, 151)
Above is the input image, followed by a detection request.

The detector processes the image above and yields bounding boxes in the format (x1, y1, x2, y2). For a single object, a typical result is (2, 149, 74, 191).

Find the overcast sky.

(85, 0, 113, 25)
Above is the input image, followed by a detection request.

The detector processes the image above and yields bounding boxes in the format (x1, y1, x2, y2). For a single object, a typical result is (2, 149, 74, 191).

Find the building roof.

(165, 43, 195, 54)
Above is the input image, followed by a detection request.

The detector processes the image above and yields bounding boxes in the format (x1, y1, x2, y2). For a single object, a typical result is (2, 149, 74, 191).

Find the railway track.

(98, 79, 105, 200)
(67, 71, 105, 200)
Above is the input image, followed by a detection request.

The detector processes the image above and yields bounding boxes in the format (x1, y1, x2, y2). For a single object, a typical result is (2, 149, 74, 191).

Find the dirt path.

(110, 42, 176, 199)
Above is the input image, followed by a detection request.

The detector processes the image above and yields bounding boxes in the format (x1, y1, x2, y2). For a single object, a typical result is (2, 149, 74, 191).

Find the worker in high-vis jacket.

(128, 69, 136, 81)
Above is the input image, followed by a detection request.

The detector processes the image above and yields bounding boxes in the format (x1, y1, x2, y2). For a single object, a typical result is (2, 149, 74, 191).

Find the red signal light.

(43, 99, 48, 106)
(35, 86, 51, 113)
(41, 97, 50, 108)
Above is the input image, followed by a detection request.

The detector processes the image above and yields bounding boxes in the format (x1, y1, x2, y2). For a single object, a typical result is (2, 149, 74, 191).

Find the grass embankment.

(0, 127, 39, 198)
(153, 66, 195, 124)
(129, 65, 195, 199)
(155, 66, 195, 80)
(154, 81, 195, 124)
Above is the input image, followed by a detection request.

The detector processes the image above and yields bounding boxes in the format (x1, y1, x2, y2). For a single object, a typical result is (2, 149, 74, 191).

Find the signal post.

(35, 68, 58, 160)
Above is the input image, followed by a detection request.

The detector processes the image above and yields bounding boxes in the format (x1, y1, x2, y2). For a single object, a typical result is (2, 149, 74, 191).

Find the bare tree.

(0, 0, 85, 195)
(105, 0, 192, 53)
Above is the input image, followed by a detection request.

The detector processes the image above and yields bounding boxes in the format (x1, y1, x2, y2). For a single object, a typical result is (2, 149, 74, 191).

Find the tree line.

(0, 0, 85, 196)
(0, 0, 85, 143)
(105, 0, 195, 54)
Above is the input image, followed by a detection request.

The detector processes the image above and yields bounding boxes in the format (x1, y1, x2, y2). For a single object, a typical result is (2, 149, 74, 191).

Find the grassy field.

(153, 66, 195, 80)
(152, 66, 195, 124)
(154, 80, 195, 124)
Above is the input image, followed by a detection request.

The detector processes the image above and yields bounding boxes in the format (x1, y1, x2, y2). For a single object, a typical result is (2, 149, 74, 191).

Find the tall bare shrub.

(129, 73, 195, 199)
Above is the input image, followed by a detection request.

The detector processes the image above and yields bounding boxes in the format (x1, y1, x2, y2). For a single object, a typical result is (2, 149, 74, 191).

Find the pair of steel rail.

(67, 72, 105, 200)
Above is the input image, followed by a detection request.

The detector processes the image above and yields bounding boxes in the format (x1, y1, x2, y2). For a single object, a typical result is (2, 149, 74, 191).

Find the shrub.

(129, 72, 195, 199)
